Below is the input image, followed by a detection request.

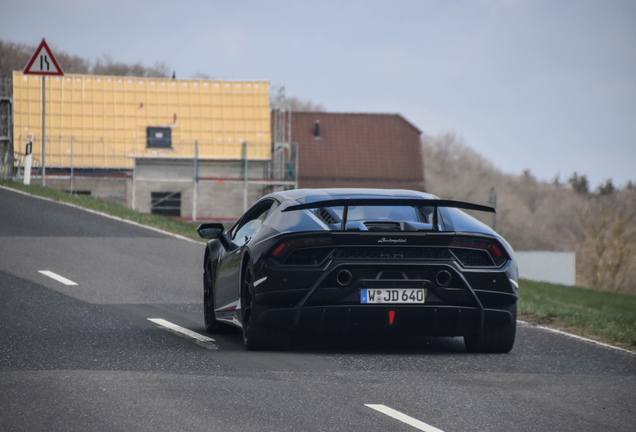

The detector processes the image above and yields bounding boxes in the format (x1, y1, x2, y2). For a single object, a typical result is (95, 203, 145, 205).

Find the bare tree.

(519, 169, 543, 213)
(92, 55, 169, 77)
(192, 72, 211, 79)
(420, 131, 636, 293)
(0, 39, 35, 77)
(574, 194, 636, 292)
(1, 39, 169, 79)
(283, 96, 325, 112)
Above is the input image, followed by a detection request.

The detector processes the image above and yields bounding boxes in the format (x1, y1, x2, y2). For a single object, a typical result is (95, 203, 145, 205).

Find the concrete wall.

(131, 158, 272, 221)
(39, 158, 277, 221)
(46, 177, 128, 206)
(133, 158, 267, 180)
(515, 251, 576, 286)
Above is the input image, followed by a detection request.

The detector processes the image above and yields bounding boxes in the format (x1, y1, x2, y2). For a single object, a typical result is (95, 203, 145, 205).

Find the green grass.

(0, 179, 204, 242)
(518, 279, 636, 350)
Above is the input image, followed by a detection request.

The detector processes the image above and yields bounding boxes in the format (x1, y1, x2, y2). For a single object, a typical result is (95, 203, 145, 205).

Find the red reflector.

(388, 310, 396, 325)
(270, 242, 286, 257)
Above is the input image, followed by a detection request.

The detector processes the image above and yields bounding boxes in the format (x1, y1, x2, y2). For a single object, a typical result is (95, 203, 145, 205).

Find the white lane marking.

(518, 320, 636, 356)
(254, 277, 267, 287)
(365, 405, 445, 432)
(148, 318, 218, 350)
(38, 270, 78, 286)
(0, 185, 203, 245)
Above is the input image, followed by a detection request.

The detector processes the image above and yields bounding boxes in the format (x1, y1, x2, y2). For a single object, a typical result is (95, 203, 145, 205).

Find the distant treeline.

(422, 133, 636, 294)
(0, 39, 170, 79)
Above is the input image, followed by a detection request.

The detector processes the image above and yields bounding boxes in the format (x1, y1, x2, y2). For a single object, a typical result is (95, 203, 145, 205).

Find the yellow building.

(12, 71, 272, 168)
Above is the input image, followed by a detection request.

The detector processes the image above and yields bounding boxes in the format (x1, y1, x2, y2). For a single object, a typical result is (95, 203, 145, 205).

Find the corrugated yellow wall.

(12, 71, 271, 168)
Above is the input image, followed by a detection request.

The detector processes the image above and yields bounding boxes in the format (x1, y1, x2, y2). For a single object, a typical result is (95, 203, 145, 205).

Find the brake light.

(269, 237, 335, 259)
(450, 237, 507, 263)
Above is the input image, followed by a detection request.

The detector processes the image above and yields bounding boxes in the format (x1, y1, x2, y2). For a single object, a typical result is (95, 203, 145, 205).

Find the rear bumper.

(253, 259, 517, 337)
(257, 304, 514, 337)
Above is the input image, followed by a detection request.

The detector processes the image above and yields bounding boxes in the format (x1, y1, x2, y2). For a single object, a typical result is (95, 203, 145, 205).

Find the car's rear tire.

(464, 304, 517, 353)
(203, 260, 230, 334)
(242, 263, 286, 351)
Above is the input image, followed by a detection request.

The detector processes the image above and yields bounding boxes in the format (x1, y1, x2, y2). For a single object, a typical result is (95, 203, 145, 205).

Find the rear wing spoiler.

(282, 198, 495, 231)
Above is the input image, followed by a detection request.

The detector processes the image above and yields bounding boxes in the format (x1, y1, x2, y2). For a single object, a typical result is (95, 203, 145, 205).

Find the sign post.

(193, 140, 199, 221)
(42, 77, 45, 185)
(242, 141, 248, 212)
(23, 38, 64, 186)
(24, 133, 33, 185)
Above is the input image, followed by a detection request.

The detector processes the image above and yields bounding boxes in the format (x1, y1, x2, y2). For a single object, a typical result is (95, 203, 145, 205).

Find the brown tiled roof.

(289, 112, 425, 191)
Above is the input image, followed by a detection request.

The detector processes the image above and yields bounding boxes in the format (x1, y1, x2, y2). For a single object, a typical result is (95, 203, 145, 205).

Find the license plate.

(360, 288, 426, 304)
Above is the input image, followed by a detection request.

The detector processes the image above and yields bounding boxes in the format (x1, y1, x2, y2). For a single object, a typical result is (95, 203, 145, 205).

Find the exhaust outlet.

(436, 270, 452, 287)
(336, 270, 353, 286)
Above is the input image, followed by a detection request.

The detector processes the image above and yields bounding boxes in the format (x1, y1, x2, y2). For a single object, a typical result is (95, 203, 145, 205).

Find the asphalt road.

(1, 186, 635, 432)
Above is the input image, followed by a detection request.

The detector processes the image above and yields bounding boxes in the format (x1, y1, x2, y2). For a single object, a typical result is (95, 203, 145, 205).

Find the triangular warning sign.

(23, 39, 64, 76)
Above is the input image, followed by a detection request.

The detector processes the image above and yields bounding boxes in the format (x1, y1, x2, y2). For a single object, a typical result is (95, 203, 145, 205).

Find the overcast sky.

(2, 0, 635, 188)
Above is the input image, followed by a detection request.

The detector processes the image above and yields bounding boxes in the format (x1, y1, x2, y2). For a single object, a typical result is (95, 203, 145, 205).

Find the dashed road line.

(365, 404, 444, 432)
(38, 270, 78, 286)
(148, 318, 219, 350)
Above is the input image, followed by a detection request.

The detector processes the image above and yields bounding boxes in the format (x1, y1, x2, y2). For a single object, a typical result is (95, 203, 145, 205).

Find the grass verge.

(518, 279, 636, 351)
(0, 179, 204, 242)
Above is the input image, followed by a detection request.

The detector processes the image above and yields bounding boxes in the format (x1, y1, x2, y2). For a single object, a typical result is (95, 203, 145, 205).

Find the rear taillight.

(269, 237, 335, 259)
(450, 237, 508, 266)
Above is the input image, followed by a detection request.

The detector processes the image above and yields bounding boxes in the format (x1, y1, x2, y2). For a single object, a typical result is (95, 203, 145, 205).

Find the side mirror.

(197, 223, 225, 239)
(197, 223, 232, 250)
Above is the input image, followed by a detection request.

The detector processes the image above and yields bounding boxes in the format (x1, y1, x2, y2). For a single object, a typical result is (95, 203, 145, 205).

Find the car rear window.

(328, 206, 419, 222)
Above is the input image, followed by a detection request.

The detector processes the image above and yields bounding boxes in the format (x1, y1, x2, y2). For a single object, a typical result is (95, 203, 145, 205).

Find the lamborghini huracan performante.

(197, 189, 518, 353)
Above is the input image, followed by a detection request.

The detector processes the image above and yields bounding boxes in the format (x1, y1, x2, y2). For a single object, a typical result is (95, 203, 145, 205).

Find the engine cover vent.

(364, 222, 401, 231)
(318, 208, 337, 225)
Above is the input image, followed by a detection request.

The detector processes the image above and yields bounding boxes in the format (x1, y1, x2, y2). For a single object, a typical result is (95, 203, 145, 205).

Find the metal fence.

(3, 134, 298, 221)
(10, 134, 280, 169)
(131, 141, 298, 220)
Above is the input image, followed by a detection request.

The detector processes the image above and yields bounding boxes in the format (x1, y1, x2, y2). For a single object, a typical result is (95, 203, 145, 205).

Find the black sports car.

(197, 188, 518, 353)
